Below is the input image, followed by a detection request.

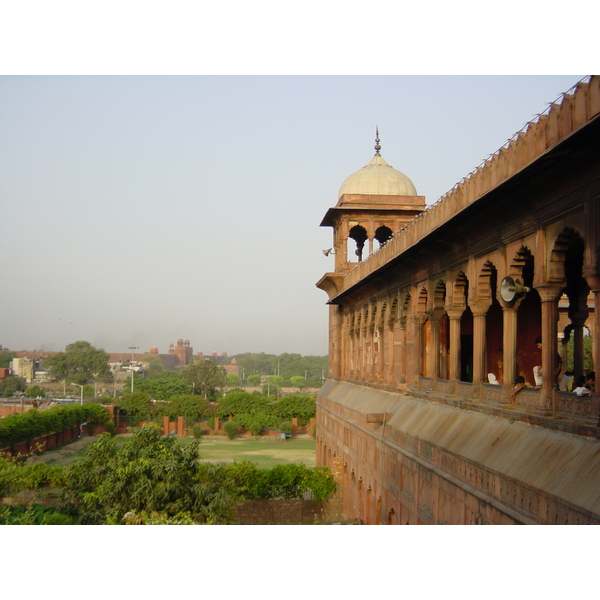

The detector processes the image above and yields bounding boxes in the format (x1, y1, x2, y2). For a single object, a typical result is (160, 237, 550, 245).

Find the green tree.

(25, 385, 46, 398)
(227, 373, 241, 386)
(62, 424, 234, 524)
(217, 390, 271, 419)
(133, 371, 190, 401)
(182, 360, 226, 401)
(45, 341, 110, 385)
(157, 394, 214, 426)
(0, 376, 26, 396)
(289, 376, 307, 389)
(0, 351, 16, 369)
(115, 392, 153, 418)
(271, 395, 316, 426)
(247, 374, 261, 386)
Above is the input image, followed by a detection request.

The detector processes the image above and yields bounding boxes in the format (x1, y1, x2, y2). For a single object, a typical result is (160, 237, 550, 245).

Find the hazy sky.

(0, 75, 584, 356)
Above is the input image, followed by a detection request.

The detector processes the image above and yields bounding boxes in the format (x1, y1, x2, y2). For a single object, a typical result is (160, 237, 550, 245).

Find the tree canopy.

(45, 341, 110, 385)
(182, 360, 227, 401)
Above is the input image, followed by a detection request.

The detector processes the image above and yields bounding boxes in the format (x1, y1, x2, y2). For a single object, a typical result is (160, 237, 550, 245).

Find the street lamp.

(128, 345, 138, 393)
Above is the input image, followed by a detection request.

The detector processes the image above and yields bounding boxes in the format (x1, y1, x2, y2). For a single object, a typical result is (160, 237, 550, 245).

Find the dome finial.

(374, 126, 381, 155)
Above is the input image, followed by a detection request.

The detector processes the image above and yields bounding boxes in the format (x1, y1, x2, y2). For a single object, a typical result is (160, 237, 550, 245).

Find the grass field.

(183, 435, 316, 468)
(32, 434, 316, 469)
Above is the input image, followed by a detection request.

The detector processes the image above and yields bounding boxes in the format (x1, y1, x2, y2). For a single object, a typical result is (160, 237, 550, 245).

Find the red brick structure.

(316, 77, 600, 524)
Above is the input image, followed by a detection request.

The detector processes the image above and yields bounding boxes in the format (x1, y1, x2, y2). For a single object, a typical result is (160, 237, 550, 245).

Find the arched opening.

(554, 229, 591, 380)
(348, 225, 368, 262)
(513, 247, 542, 385)
(375, 225, 393, 249)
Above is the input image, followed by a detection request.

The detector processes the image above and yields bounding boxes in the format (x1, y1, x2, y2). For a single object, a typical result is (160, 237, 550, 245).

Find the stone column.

(501, 306, 518, 388)
(534, 285, 562, 416)
(427, 312, 443, 379)
(406, 314, 426, 387)
(447, 309, 464, 381)
(394, 319, 405, 384)
(536, 286, 563, 391)
(471, 303, 491, 383)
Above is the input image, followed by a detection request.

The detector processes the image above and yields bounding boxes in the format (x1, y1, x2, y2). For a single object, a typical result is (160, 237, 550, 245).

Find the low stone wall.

(234, 497, 341, 525)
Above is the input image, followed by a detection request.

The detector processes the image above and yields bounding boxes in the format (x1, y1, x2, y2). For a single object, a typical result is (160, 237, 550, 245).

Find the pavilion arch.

(378, 300, 387, 331)
(507, 246, 542, 384)
(417, 287, 431, 376)
(349, 225, 368, 262)
(375, 225, 393, 248)
(450, 272, 473, 381)
(397, 292, 410, 328)
(551, 228, 591, 377)
(477, 261, 504, 380)
(509, 245, 535, 288)
(433, 280, 447, 311)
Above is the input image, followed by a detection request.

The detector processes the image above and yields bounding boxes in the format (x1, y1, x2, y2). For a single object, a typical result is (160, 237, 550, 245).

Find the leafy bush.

(279, 421, 293, 433)
(191, 424, 203, 439)
(0, 455, 68, 497)
(271, 395, 315, 426)
(217, 390, 270, 418)
(25, 385, 46, 398)
(104, 421, 116, 436)
(0, 404, 109, 450)
(0, 505, 78, 525)
(62, 425, 234, 524)
(223, 420, 239, 440)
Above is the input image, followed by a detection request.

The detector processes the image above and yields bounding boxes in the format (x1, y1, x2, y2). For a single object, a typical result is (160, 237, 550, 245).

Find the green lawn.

(182, 435, 316, 468)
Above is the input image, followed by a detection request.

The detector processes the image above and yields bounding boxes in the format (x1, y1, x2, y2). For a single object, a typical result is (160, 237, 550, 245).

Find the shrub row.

(0, 403, 110, 450)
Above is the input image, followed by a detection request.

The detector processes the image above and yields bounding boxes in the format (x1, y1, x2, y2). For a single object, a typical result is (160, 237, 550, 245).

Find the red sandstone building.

(316, 77, 600, 524)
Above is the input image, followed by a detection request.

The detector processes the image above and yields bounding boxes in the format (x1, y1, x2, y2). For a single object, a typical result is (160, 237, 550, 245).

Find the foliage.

(83, 402, 110, 426)
(182, 360, 227, 401)
(229, 352, 328, 384)
(0, 504, 78, 525)
(114, 392, 153, 417)
(217, 390, 271, 418)
(270, 395, 316, 426)
(45, 341, 111, 385)
(26, 385, 46, 398)
(247, 374, 261, 386)
(227, 374, 241, 385)
(104, 421, 116, 436)
(132, 371, 190, 401)
(191, 424, 203, 439)
(0, 350, 17, 369)
(232, 412, 279, 436)
(0, 376, 26, 396)
(289, 376, 306, 388)
(279, 421, 293, 433)
(62, 424, 234, 524)
(223, 420, 239, 440)
(156, 394, 214, 426)
(566, 334, 593, 371)
(219, 461, 335, 502)
(120, 510, 197, 525)
(0, 454, 68, 497)
(0, 403, 109, 449)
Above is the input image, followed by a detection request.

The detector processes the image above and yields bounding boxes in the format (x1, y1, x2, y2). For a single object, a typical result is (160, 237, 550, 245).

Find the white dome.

(338, 153, 417, 199)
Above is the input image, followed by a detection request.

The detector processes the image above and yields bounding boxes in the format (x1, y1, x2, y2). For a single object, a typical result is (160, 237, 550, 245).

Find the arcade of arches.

(316, 77, 600, 524)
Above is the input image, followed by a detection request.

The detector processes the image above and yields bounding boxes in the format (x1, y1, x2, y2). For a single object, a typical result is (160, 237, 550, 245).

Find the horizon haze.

(0, 75, 584, 356)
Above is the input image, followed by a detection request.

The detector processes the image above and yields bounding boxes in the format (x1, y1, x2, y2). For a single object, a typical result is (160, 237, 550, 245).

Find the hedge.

(0, 403, 110, 450)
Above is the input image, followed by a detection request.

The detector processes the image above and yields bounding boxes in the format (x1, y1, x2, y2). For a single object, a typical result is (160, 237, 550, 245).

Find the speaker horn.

(500, 276, 530, 302)
(323, 248, 335, 257)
